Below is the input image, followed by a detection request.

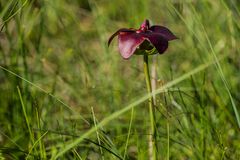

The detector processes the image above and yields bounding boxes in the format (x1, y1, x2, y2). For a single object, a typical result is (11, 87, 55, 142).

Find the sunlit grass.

(0, 0, 240, 159)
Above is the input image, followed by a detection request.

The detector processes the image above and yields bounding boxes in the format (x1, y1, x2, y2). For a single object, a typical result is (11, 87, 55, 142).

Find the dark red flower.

(108, 19, 178, 59)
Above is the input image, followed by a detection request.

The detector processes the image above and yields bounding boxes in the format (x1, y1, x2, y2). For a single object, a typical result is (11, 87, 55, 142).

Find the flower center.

(136, 19, 150, 33)
(140, 19, 149, 32)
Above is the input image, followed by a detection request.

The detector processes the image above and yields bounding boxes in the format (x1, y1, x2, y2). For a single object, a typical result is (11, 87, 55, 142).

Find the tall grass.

(0, 0, 240, 159)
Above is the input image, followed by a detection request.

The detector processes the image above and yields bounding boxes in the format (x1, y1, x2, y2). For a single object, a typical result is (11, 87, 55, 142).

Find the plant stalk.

(143, 55, 156, 160)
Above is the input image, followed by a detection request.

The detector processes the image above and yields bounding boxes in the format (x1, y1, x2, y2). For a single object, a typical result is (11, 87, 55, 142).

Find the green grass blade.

(17, 86, 34, 144)
(190, 5, 240, 128)
(54, 55, 226, 159)
(26, 130, 48, 160)
(0, 65, 89, 125)
(91, 107, 104, 160)
(123, 108, 134, 160)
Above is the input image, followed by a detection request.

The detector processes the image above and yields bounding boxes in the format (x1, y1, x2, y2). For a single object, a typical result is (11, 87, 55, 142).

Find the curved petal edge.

(149, 25, 178, 41)
(108, 28, 135, 46)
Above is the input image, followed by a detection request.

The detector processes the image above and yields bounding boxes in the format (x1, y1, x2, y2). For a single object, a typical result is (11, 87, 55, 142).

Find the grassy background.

(0, 0, 240, 159)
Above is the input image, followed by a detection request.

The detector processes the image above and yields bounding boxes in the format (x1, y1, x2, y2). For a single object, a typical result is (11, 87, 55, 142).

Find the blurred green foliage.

(0, 0, 240, 159)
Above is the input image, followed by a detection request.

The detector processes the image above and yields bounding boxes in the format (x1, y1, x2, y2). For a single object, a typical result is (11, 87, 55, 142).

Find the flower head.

(108, 19, 177, 59)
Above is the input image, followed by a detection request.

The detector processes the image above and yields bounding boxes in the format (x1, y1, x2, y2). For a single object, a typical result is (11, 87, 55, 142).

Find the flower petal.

(118, 32, 145, 59)
(140, 19, 150, 30)
(108, 28, 135, 46)
(141, 33, 168, 54)
(149, 25, 178, 41)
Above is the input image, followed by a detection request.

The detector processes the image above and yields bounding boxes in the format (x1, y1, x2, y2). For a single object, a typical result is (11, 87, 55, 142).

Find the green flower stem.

(143, 54, 156, 160)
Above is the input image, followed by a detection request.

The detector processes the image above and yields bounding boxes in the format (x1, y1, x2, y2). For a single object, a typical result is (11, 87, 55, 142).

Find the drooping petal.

(149, 25, 178, 41)
(118, 32, 145, 59)
(108, 28, 135, 46)
(141, 32, 168, 54)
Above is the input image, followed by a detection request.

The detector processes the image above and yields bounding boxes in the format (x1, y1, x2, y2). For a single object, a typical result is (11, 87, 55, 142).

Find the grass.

(0, 0, 240, 159)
